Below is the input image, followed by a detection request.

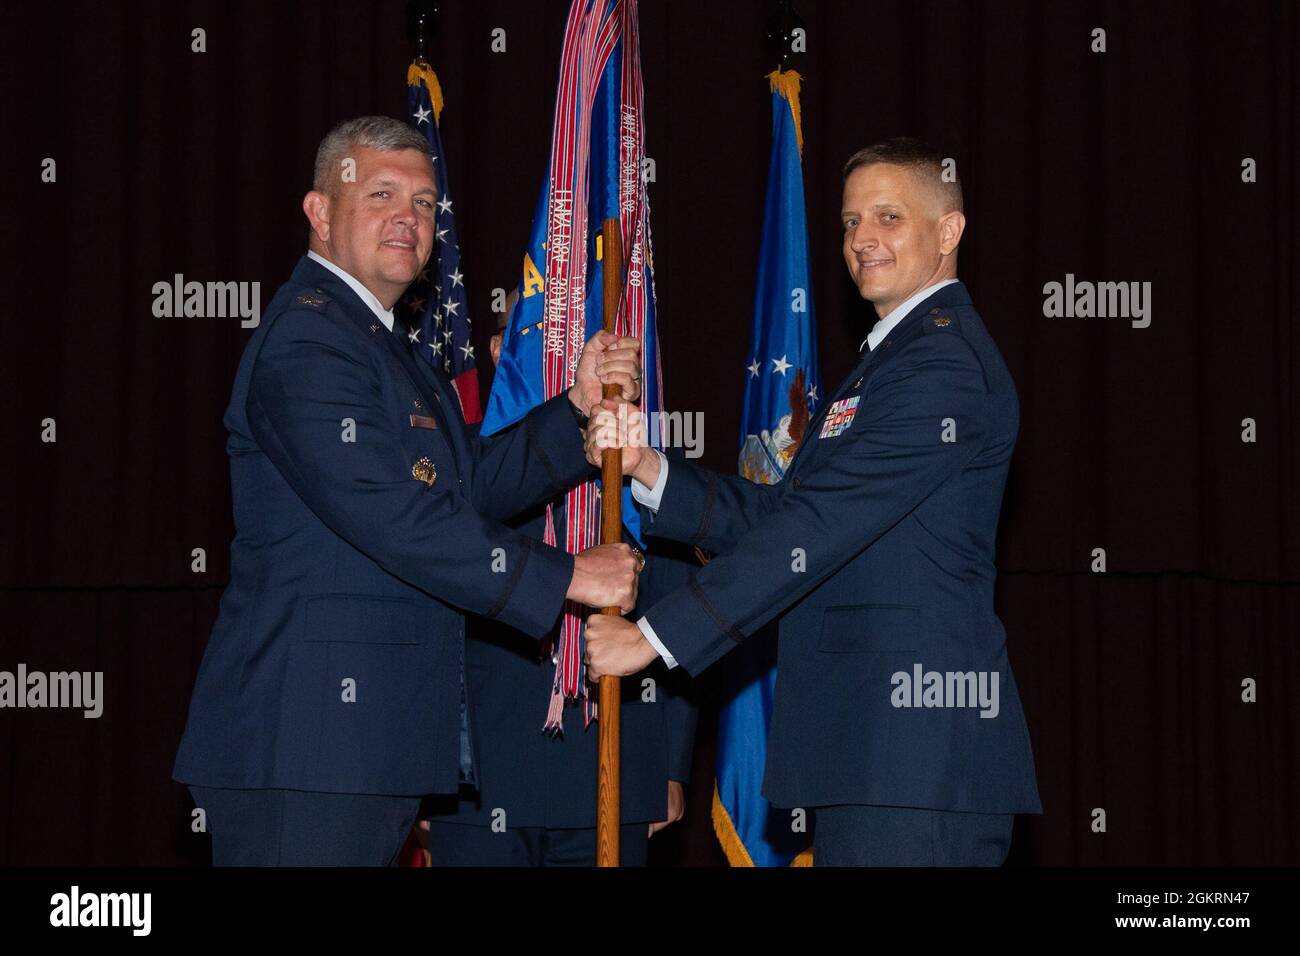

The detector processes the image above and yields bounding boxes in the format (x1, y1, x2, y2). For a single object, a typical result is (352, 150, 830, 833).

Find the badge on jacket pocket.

(411, 456, 437, 487)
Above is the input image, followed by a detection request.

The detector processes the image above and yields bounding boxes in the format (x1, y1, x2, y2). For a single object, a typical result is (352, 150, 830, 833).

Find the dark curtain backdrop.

(1, 0, 1296, 865)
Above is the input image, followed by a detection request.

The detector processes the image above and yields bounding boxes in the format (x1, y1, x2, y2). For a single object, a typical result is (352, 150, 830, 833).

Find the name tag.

(409, 414, 439, 430)
(818, 395, 860, 439)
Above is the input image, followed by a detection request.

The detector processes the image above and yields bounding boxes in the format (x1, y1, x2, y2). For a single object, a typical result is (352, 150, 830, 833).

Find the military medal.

(411, 456, 437, 487)
(819, 395, 861, 439)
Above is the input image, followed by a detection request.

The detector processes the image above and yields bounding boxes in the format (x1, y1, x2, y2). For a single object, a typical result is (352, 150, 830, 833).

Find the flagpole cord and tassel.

(407, 61, 445, 124)
(766, 67, 803, 156)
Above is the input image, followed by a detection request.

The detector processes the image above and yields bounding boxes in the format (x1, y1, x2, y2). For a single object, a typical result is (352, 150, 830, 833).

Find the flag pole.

(596, 217, 625, 867)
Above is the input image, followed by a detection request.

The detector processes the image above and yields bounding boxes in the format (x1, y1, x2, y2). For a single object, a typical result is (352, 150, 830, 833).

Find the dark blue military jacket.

(174, 255, 592, 796)
(640, 282, 1042, 815)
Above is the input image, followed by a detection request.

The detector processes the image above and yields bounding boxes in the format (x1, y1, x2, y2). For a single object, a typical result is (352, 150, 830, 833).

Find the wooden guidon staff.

(596, 218, 625, 867)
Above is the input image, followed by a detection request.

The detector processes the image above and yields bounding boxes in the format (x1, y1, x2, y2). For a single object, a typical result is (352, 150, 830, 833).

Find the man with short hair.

(173, 116, 644, 866)
(585, 137, 1042, 866)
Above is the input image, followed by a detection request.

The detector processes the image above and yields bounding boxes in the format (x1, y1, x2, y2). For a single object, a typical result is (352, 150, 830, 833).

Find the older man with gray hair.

(173, 116, 646, 866)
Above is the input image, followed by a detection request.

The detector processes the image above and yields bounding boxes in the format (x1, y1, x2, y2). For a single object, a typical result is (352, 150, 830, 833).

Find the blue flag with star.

(405, 61, 482, 422)
(712, 69, 819, 868)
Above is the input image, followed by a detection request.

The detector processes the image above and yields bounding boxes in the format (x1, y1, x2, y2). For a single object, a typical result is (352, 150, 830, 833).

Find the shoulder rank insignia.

(924, 307, 957, 332)
(296, 293, 326, 307)
(411, 457, 437, 487)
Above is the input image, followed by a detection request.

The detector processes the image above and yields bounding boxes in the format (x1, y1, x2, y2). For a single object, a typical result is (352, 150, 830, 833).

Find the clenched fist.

(566, 542, 642, 614)
(568, 332, 642, 416)
(584, 398, 659, 485)
(584, 613, 659, 680)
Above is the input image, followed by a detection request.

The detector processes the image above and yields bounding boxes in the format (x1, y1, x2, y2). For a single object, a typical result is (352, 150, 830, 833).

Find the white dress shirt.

(632, 278, 960, 669)
(859, 278, 959, 353)
(306, 250, 396, 332)
(629, 454, 676, 666)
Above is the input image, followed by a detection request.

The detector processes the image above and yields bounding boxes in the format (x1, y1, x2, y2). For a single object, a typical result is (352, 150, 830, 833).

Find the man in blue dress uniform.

(173, 117, 646, 866)
(584, 138, 1042, 866)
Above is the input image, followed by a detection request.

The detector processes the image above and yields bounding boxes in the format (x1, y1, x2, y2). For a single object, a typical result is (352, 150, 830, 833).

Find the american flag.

(405, 61, 481, 423)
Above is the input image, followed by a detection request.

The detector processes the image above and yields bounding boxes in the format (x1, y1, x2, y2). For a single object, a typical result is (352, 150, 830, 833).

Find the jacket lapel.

(787, 281, 972, 476)
(802, 346, 874, 446)
(292, 256, 473, 472)
(385, 326, 475, 468)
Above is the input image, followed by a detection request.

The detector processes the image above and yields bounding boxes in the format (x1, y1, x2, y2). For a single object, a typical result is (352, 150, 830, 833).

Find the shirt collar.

(306, 250, 396, 332)
(860, 278, 960, 352)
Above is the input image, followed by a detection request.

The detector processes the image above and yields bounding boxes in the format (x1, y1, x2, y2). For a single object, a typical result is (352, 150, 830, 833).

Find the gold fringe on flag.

(711, 782, 814, 867)
(711, 782, 756, 866)
(408, 60, 446, 126)
(766, 67, 804, 158)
